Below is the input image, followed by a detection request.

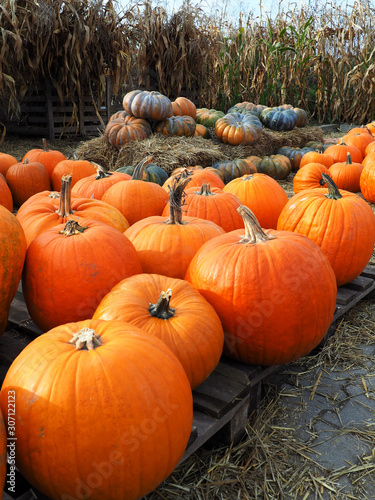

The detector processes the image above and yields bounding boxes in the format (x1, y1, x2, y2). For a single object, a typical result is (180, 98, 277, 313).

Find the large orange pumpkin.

(293, 163, 332, 194)
(222, 173, 288, 229)
(93, 273, 224, 389)
(17, 175, 129, 247)
(299, 150, 334, 169)
(101, 157, 169, 226)
(0, 205, 27, 335)
(6, 159, 51, 207)
(162, 182, 244, 232)
(22, 138, 67, 179)
(0, 319, 193, 500)
(277, 174, 375, 286)
(125, 174, 225, 279)
(185, 205, 337, 365)
(22, 219, 143, 331)
(104, 115, 152, 149)
(324, 142, 363, 164)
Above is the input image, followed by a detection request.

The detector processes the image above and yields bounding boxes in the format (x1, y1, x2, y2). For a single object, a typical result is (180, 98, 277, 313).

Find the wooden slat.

(336, 287, 358, 305)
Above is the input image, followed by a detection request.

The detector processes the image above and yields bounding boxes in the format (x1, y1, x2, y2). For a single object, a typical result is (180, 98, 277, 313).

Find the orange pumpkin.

(17, 175, 129, 247)
(342, 132, 375, 156)
(222, 173, 288, 229)
(22, 138, 67, 178)
(22, 219, 143, 331)
(293, 163, 332, 193)
(125, 174, 225, 279)
(163, 167, 225, 191)
(364, 141, 375, 156)
(0, 152, 18, 177)
(51, 154, 98, 191)
(194, 124, 210, 138)
(104, 115, 152, 149)
(93, 273, 224, 389)
(299, 150, 334, 169)
(0, 173, 13, 211)
(277, 174, 375, 286)
(185, 205, 337, 365)
(101, 157, 169, 226)
(71, 164, 131, 200)
(0, 319, 193, 500)
(324, 142, 363, 164)
(171, 97, 197, 118)
(6, 159, 51, 207)
(360, 163, 375, 203)
(329, 152, 364, 192)
(215, 112, 263, 145)
(362, 151, 375, 167)
(162, 182, 244, 232)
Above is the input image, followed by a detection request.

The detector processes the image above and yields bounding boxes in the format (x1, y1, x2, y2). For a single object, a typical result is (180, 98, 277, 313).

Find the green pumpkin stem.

(69, 327, 102, 350)
(59, 220, 89, 236)
(237, 205, 275, 244)
(166, 172, 192, 224)
(321, 173, 342, 199)
(131, 156, 153, 180)
(148, 289, 175, 319)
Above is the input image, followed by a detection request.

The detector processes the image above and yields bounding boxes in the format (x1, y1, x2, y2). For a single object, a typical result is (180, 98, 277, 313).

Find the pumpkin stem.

(197, 183, 213, 196)
(237, 205, 276, 244)
(148, 289, 175, 319)
(166, 172, 192, 224)
(69, 327, 102, 350)
(56, 175, 76, 218)
(94, 163, 112, 180)
(59, 220, 89, 236)
(322, 173, 342, 199)
(42, 138, 49, 152)
(345, 152, 352, 165)
(131, 156, 153, 180)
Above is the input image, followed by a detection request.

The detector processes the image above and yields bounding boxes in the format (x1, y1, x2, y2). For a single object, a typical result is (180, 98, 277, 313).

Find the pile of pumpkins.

(103, 89, 309, 151)
(0, 113, 375, 499)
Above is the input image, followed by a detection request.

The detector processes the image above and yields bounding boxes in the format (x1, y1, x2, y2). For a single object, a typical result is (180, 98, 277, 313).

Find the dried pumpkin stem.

(131, 156, 153, 180)
(198, 183, 213, 196)
(237, 205, 276, 244)
(59, 220, 89, 236)
(94, 162, 112, 179)
(69, 327, 103, 350)
(167, 173, 192, 224)
(148, 289, 175, 319)
(322, 173, 342, 199)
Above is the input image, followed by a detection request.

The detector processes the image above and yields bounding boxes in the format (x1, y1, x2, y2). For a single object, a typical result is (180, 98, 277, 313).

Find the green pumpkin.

(249, 154, 292, 180)
(211, 159, 257, 184)
(195, 108, 225, 127)
(116, 162, 168, 185)
(259, 106, 298, 131)
(277, 146, 303, 171)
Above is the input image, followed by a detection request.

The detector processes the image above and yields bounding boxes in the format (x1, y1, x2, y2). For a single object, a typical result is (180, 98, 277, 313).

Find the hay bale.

(74, 126, 324, 173)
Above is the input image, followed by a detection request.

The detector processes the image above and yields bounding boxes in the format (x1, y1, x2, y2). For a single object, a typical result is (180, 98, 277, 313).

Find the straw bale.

(74, 126, 324, 173)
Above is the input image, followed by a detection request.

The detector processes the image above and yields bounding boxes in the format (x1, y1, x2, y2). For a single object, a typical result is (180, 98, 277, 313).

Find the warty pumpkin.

(185, 205, 337, 365)
(277, 174, 375, 286)
(93, 273, 224, 389)
(0, 319, 193, 500)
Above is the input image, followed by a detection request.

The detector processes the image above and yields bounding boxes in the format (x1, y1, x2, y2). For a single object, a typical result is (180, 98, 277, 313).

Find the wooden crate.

(2, 265, 375, 499)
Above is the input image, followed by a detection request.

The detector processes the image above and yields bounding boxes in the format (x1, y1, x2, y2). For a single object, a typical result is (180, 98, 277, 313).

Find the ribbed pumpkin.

(299, 150, 334, 169)
(222, 173, 288, 229)
(51, 154, 98, 191)
(0, 206, 27, 336)
(93, 273, 224, 389)
(0, 173, 13, 211)
(211, 158, 257, 184)
(22, 138, 67, 179)
(365, 141, 375, 156)
(171, 97, 197, 118)
(278, 174, 375, 286)
(185, 205, 337, 365)
(293, 107, 308, 127)
(123, 89, 172, 121)
(108, 109, 129, 121)
(362, 151, 375, 167)
(162, 182, 244, 232)
(0, 152, 18, 176)
(125, 174, 225, 279)
(329, 152, 364, 192)
(277, 146, 303, 171)
(293, 163, 332, 194)
(102, 157, 169, 226)
(71, 164, 131, 199)
(247, 154, 292, 180)
(104, 115, 152, 149)
(0, 319, 193, 500)
(155, 115, 196, 137)
(194, 124, 210, 138)
(163, 167, 225, 191)
(17, 175, 129, 247)
(6, 159, 51, 207)
(195, 108, 225, 127)
(215, 112, 263, 145)
(324, 142, 363, 164)
(22, 219, 143, 331)
(259, 106, 297, 131)
(342, 132, 375, 156)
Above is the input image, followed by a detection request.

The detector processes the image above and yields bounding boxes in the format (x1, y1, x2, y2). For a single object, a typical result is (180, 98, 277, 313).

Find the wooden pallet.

(2, 265, 375, 499)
